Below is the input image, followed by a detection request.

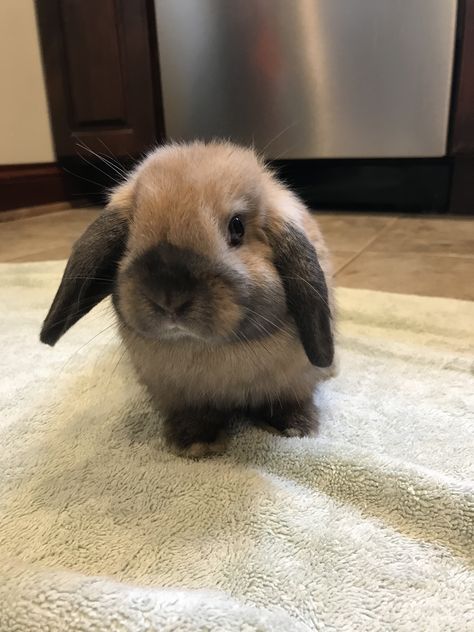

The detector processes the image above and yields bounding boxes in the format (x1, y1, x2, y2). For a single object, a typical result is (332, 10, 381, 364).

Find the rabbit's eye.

(228, 216, 245, 246)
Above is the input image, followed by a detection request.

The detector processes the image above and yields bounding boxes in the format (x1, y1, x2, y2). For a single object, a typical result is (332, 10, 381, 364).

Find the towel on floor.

(0, 260, 473, 631)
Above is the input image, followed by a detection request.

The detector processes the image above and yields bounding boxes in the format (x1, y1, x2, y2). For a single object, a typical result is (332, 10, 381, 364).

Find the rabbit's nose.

(149, 292, 194, 319)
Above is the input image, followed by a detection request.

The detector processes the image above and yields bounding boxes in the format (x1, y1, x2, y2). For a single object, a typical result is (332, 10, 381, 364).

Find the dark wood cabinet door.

(449, 0, 474, 213)
(36, 0, 161, 160)
(451, 0, 474, 155)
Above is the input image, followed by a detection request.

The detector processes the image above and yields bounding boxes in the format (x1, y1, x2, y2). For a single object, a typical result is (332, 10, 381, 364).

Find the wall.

(0, 0, 55, 165)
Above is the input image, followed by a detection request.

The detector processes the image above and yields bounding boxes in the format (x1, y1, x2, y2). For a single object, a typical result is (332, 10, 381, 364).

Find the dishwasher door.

(154, 0, 457, 159)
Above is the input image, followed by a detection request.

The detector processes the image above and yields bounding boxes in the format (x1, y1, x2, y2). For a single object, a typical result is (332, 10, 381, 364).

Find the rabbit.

(40, 141, 335, 457)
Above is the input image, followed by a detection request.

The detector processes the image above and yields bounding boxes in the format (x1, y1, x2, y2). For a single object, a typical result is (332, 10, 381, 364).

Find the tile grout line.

(334, 216, 400, 277)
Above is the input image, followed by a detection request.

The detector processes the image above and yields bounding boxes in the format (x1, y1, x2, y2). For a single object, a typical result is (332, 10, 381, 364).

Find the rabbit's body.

(41, 142, 335, 456)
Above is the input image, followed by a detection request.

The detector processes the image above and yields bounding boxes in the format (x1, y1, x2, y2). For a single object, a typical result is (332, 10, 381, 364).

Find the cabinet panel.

(61, 0, 126, 126)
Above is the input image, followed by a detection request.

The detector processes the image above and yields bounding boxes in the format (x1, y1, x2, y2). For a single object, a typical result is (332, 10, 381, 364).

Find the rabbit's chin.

(142, 324, 205, 342)
(116, 317, 213, 344)
(115, 303, 286, 347)
(113, 302, 231, 345)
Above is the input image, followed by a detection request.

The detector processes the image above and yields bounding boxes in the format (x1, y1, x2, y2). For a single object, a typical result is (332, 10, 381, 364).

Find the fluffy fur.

(41, 141, 336, 456)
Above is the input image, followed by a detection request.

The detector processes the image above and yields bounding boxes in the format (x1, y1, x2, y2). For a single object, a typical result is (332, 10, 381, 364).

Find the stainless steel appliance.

(154, 0, 457, 159)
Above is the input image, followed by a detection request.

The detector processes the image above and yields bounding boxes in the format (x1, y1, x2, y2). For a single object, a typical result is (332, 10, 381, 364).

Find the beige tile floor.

(0, 208, 473, 300)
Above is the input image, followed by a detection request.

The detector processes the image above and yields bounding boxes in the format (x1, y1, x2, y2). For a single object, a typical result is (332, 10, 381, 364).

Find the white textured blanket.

(0, 261, 473, 631)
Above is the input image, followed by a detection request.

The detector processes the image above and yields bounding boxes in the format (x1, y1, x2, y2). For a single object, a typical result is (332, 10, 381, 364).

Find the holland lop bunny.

(41, 142, 335, 457)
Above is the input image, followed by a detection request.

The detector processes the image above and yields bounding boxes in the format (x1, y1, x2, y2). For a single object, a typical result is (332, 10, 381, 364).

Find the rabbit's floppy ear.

(40, 209, 128, 346)
(268, 221, 334, 368)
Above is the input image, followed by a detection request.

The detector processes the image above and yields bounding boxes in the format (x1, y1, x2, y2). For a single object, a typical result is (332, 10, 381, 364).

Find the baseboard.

(12, 157, 462, 215)
(0, 163, 68, 212)
(271, 158, 452, 213)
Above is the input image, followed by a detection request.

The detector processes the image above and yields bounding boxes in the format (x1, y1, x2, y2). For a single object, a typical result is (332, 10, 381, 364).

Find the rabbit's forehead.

(129, 166, 263, 254)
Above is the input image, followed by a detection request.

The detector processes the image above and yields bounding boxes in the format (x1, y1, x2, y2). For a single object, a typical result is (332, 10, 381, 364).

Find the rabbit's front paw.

(252, 398, 318, 438)
(164, 406, 229, 458)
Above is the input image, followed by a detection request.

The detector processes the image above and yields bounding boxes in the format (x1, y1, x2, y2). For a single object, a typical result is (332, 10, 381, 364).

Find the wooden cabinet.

(36, 0, 162, 160)
(450, 0, 474, 213)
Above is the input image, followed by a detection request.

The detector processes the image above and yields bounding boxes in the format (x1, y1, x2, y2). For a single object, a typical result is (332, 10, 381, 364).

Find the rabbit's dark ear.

(40, 209, 128, 346)
(269, 222, 334, 368)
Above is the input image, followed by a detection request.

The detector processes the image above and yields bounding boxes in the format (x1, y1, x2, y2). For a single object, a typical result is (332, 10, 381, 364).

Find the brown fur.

(41, 141, 336, 457)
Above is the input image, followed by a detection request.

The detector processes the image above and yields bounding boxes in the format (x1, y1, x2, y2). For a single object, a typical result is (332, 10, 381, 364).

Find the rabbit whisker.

(280, 274, 331, 310)
(76, 140, 128, 179)
(60, 165, 105, 190)
(57, 322, 117, 377)
(75, 148, 124, 186)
